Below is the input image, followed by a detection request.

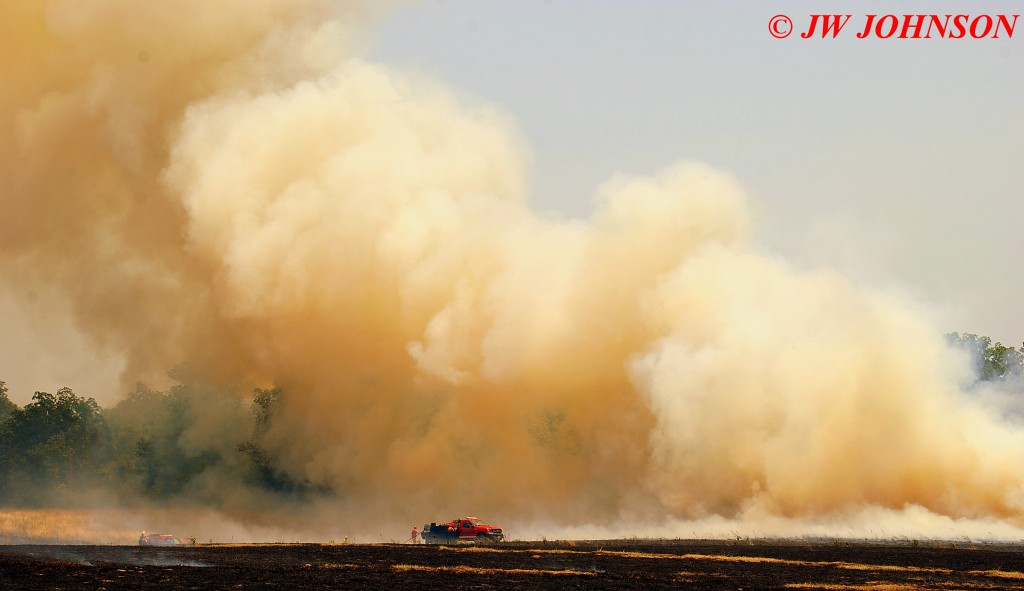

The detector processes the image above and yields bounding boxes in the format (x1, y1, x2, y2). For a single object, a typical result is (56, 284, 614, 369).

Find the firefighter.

(411, 526, 420, 544)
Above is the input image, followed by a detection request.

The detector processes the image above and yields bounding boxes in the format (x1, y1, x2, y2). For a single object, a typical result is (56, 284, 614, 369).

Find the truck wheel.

(476, 533, 495, 544)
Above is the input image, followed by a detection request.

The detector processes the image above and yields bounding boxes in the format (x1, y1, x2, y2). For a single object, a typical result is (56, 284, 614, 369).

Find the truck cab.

(422, 517, 504, 543)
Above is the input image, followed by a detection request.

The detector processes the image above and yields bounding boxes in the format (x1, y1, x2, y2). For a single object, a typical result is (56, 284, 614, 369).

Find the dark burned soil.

(3, 539, 1024, 590)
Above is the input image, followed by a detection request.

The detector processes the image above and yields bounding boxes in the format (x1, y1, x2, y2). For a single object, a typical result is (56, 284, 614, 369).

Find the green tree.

(104, 382, 223, 499)
(946, 332, 1024, 381)
(984, 342, 1024, 380)
(238, 386, 316, 495)
(251, 386, 282, 434)
(103, 382, 171, 496)
(0, 381, 16, 424)
(0, 387, 106, 504)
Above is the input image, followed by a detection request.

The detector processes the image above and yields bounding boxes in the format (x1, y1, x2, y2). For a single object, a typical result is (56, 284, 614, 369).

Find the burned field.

(2, 539, 1023, 590)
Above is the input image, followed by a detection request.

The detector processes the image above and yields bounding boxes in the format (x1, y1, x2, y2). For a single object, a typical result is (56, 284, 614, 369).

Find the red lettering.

(899, 14, 927, 38)
(856, 14, 876, 38)
(811, 12, 1016, 40)
(970, 15, 994, 38)
(951, 14, 969, 38)
(925, 15, 950, 38)
(875, 15, 898, 38)
(995, 14, 1019, 37)
(801, 14, 852, 38)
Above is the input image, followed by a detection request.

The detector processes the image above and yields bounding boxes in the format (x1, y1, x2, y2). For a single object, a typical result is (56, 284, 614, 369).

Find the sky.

(369, 0, 1024, 341)
(0, 0, 1021, 406)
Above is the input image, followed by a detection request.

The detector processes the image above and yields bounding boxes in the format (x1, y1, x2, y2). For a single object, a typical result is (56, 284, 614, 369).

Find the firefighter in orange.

(411, 526, 420, 544)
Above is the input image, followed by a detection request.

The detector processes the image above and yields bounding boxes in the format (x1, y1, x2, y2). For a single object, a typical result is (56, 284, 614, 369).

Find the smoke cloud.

(2, 0, 1023, 539)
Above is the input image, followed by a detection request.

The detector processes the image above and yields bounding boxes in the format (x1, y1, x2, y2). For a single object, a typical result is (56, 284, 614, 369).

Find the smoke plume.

(2, 0, 1023, 539)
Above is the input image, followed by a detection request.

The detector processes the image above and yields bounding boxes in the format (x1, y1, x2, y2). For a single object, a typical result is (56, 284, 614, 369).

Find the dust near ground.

(2, 539, 1023, 590)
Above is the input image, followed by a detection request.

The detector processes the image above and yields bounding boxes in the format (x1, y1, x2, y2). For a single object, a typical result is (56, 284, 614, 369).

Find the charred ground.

(2, 539, 1023, 590)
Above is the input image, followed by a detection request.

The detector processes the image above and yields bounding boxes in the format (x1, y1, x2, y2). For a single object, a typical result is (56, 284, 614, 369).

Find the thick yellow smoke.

(2, 0, 1022, 537)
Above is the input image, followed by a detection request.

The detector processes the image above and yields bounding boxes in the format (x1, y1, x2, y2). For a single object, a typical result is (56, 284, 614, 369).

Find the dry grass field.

(0, 509, 139, 545)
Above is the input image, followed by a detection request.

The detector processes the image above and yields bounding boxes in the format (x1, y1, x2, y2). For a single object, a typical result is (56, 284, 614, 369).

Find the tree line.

(945, 333, 1024, 381)
(0, 377, 315, 507)
(0, 333, 1021, 507)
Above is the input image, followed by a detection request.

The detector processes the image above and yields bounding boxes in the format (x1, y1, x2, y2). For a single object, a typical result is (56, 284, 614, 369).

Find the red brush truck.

(421, 517, 504, 544)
